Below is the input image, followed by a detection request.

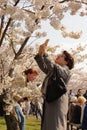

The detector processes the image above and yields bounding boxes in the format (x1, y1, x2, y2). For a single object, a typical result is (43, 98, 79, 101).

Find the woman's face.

(55, 53, 67, 65)
(27, 73, 38, 82)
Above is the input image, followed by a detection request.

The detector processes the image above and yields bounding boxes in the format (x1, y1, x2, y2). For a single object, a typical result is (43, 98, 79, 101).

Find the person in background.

(77, 96, 87, 130)
(34, 39, 74, 130)
(76, 89, 82, 98)
(68, 89, 75, 104)
(13, 95, 25, 130)
(34, 98, 42, 119)
(23, 68, 38, 82)
(82, 101, 87, 130)
(23, 97, 30, 119)
(68, 96, 81, 124)
(30, 100, 36, 115)
(83, 90, 87, 100)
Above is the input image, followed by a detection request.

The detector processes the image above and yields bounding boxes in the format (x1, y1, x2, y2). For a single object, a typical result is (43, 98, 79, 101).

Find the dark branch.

(0, 18, 12, 47)
(14, 36, 30, 59)
(58, 0, 68, 3)
(23, 9, 35, 14)
(14, 0, 20, 6)
(58, 0, 87, 4)
(0, 0, 21, 47)
(10, 40, 16, 55)
(0, 15, 4, 35)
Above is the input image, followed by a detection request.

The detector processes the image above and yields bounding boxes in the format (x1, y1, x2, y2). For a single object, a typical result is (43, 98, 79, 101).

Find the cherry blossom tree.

(0, 0, 87, 96)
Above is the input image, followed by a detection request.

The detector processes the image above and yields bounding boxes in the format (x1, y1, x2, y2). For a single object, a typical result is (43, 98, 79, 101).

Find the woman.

(68, 96, 81, 124)
(34, 39, 74, 130)
(77, 96, 87, 130)
(24, 68, 38, 82)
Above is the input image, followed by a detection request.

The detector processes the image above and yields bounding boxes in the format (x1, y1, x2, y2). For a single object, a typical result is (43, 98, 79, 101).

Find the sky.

(29, 9, 87, 53)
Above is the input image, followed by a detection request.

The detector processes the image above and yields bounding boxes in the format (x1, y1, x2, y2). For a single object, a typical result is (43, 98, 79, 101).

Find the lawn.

(0, 115, 41, 130)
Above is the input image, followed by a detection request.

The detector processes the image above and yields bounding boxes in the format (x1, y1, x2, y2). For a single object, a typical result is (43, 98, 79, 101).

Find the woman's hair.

(63, 50, 74, 70)
(23, 68, 38, 82)
(78, 96, 86, 104)
(23, 97, 28, 101)
(24, 68, 38, 75)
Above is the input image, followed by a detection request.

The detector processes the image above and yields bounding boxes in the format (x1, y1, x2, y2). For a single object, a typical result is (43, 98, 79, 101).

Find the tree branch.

(0, 59, 5, 84)
(23, 9, 35, 14)
(14, 36, 30, 59)
(58, 0, 87, 4)
(0, 15, 4, 35)
(14, 0, 20, 6)
(0, 18, 12, 47)
(10, 39, 16, 55)
(0, 0, 21, 47)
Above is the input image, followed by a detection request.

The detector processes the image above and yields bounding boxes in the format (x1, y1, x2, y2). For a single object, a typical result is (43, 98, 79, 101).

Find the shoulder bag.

(46, 66, 67, 103)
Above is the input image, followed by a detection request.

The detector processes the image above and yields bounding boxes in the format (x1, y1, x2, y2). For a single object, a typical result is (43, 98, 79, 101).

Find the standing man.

(34, 39, 74, 130)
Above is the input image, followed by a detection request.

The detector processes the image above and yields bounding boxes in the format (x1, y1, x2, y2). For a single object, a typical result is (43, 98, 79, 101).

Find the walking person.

(13, 95, 25, 130)
(23, 97, 31, 119)
(34, 98, 42, 119)
(34, 39, 74, 130)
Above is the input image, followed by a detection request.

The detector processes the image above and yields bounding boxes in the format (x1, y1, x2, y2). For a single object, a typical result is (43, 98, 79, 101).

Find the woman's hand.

(38, 39, 49, 56)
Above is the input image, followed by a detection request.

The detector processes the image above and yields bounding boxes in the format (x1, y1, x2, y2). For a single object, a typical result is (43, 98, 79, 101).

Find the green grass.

(0, 117, 6, 130)
(0, 115, 41, 130)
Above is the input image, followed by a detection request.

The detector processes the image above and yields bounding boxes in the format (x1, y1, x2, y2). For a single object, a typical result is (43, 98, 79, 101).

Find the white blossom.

(50, 17, 60, 30)
(62, 30, 82, 39)
(69, 31, 82, 39)
(35, 32, 47, 38)
(68, 2, 82, 15)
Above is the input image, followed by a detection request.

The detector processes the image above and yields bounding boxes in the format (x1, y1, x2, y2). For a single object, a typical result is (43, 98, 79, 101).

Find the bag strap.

(53, 65, 66, 87)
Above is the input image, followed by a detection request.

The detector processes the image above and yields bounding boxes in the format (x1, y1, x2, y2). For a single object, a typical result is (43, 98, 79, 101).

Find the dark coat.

(68, 103, 81, 124)
(82, 104, 87, 129)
